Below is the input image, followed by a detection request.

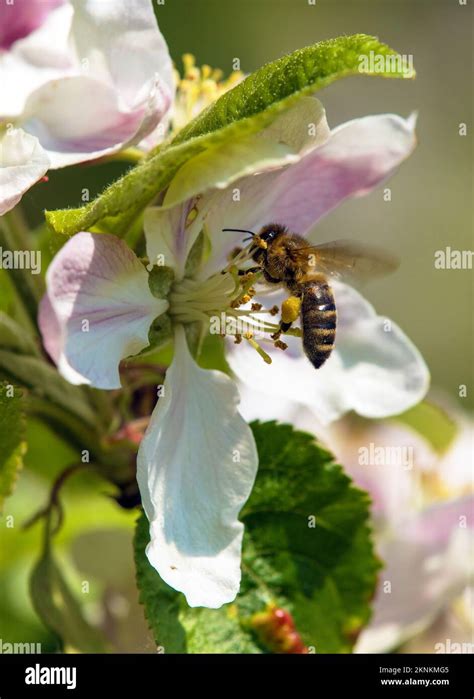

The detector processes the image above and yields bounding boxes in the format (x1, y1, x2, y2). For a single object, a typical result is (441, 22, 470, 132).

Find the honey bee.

(224, 224, 399, 369)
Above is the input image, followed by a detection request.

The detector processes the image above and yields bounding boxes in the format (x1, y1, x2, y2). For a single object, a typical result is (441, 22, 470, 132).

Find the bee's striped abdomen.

(301, 280, 336, 369)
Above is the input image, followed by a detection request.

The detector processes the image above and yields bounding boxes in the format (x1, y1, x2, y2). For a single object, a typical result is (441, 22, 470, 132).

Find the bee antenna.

(222, 228, 255, 237)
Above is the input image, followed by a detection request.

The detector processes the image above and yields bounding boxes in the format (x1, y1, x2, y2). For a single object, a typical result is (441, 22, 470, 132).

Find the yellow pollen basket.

(281, 296, 301, 324)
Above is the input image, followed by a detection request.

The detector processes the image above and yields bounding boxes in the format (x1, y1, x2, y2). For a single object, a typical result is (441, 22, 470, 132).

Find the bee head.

(250, 223, 286, 261)
(221, 223, 286, 262)
(257, 223, 287, 245)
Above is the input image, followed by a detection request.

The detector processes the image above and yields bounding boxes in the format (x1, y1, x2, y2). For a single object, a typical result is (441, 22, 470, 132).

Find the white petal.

(163, 97, 329, 210)
(0, 127, 49, 215)
(39, 232, 167, 389)
(144, 202, 205, 280)
(70, 0, 175, 111)
(227, 283, 429, 424)
(331, 282, 430, 418)
(137, 326, 258, 608)
(203, 113, 416, 277)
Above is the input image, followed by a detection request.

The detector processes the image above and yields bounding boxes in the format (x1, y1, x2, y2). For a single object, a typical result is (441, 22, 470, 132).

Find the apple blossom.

(39, 98, 427, 608)
(0, 0, 174, 214)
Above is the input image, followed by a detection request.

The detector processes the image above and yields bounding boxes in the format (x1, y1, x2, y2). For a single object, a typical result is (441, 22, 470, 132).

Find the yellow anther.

(240, 294, 251, 304)
(172, 56, 245, 135)
(281, 296, 301, 324)
(182, 53, 196, 75)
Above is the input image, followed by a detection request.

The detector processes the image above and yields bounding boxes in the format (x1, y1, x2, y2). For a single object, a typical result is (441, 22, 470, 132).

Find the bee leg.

(237, 266, 261, 276)
(271, 320, 292, 340)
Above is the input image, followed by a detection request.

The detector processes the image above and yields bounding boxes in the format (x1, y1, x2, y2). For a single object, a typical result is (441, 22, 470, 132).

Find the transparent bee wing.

(294, 239, 399, 281)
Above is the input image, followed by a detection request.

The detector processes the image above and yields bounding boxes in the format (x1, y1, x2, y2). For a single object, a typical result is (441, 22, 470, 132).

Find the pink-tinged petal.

(39, 232, 167, 389)
(0, 128, 49, 215)
(38, 293, 90, 385)
(33, 0, 175, 167)
(227, 283, 429, 424)
(137, 326, 258, 608)
(356, 497, 474, 653)
(267, 113, 417, 234)
(204, 114, 416, 276)
(0, 4, 75, 119)
(1, 0, 174, 162)
(23, 75, 167, 168)
(0, 0, 64, 50)
(325, 420, 437, 523)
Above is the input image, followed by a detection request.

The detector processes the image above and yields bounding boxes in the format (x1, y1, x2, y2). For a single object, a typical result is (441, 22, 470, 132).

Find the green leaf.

(30, 531, 105, 653)
(135, 421, 379, 653)
(46, 34, 413, 237)
(174, 34, 413, 144)
(395, 401, 458, 455)
(0, 383, 26, 512)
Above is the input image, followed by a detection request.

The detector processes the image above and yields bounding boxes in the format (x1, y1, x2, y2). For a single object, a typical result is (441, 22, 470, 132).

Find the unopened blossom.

(40, 97, 426, 607)
(0, 0, 174, 214)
